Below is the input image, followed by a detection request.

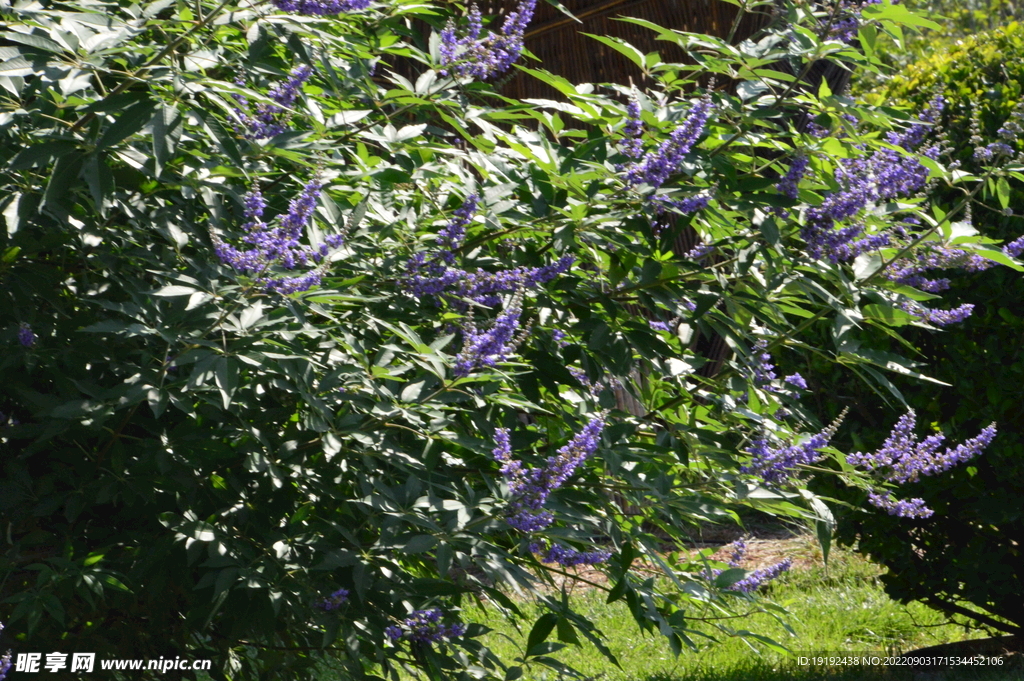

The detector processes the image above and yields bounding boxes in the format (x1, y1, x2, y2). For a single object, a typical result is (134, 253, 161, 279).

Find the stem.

(923, 597, 1023, 637)
(726, 0, 747, 45)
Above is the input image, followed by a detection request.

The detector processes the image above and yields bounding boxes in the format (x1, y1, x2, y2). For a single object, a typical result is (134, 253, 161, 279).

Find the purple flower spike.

(848, 411, 996, 520)
(440, 0, 536, 80)
(453, 291, 526, 377)
(214, 178, 344, 294)
(621, 95, 714, 190)
(703, 540, 790, 592)
(233, 64, 314, 140)
(899, 300, 974, 327)
(847, 410, 996, 484)
(493, 416, 606, 532)
(730, 558, 792, 593)
(784, 373, 807, 390)
(621, 92, 645, 159)
(867, 491, 933, 518)
(742, 410, 847, 485)
(776, 153, 809, 200)
(17, 323, 36, 347)
(801, 96, 944, 263)
(751, 339, 776, 386)
(272, 0, 371, 15)
(387, 609, 465, 645)
(1003, 235, 1024, 258)
(436, 194, 478, 264)
(532, 540, 611, 567)
(727, 539, 747, 568)
(318, 588, 350, 611)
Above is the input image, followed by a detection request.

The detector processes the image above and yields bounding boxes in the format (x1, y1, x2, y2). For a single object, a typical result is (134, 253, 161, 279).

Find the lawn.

(447, 537, 1023, 681)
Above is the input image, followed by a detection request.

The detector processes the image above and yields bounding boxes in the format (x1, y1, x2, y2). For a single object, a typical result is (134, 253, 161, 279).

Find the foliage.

(848, 0, 1023, 95)
(825, 23, 1024, 636)
(1, 0, 1020, 679)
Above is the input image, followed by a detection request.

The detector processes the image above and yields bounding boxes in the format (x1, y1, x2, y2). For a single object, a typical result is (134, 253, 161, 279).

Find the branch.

(922, 596, 1023, 637)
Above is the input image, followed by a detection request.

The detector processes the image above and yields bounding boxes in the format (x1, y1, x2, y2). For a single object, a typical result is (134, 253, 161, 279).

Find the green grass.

(454, 540, 1023, 681)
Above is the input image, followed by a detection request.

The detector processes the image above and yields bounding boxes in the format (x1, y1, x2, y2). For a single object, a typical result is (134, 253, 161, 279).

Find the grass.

(454, 538, 1023, 681)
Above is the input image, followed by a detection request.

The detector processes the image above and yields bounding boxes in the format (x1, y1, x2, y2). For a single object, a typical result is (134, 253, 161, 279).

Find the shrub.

(0, 0, 1018, 679)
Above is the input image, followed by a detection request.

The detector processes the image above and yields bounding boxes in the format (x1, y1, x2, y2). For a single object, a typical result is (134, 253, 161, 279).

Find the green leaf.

(861, 3, 942, 30)
(801, 490, 834, 565)
(556, 616, 581, 646)
(3, 193, 22, 236)
(526, 613, 559, 655)
(152, 285, 196, 296)
(83, 153, 114, 216)
(0, 56, 38, 77)
(214, 357, 238, 410)
(582, 34, 645, 69)
(401, 535, 437, 553)
(5, 32, 65, 54)
(9, 140, 77, 170)
(152, 105, 183, 177)
(996, 176, 1011, 210)
(517, 67, 579, 97)
(97, 99, 157, 150)
(42, 152, 84, 212)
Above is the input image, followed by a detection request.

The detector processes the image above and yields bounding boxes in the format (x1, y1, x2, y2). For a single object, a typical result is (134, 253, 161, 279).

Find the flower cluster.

(407, 249, 573, 310)
(683, 241, 714, 261)
(972, 101, 1022, 164)
(0, 622, 9, 681)
(776, 153, 809, 200)
(568, 366, 601, 396)
(453, 290, 528, 377)
(317, 588, 349, 611)
(730, 558, 793, 593)
(750, 339, 776, 386)
(620, 95, 714, 191)
(899, 300, 974, 327)
(726, 539, 746, 567)
(385, 609, 466, 644)
(233, 65, 313, 140)
(653, 192, 713, 216)
(405, 194, 574, 307)
(272, 0, 371, 15)
(17, 323, 35, 347)
(742, 409, 847, 485)
(801, 96, 943, 263)
(847, 410, 997, 518)
(492, 416, 606, 532)
(784, 373, 808, 390)
(530, 540, 611, 567)
(436, 193, 478, 263)
(825, 0, 883, 44)
(885, 242, 996, 293)
(214, 179, 344, 294)
(621, 93, 645, 159)
(703, 540, 791, 592)
(439, 0, 536, 80)
(1004, 235, 1024, 258)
